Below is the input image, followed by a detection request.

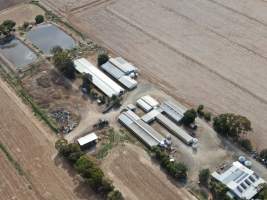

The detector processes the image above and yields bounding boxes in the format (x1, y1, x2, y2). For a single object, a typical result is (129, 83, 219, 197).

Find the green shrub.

(35, 15, 44, 24)
(97, 53, 109, 66)
(199, 168, 210, 186)
(238, 139, 253, 152)
(204, 112, 211, 122)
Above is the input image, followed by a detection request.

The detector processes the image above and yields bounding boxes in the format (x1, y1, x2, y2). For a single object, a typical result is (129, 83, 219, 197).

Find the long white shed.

(74, 58, 124, 97)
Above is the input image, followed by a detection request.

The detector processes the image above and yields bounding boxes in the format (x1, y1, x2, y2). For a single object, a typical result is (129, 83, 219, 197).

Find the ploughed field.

(0, 0, 26, 11)
(42, 0, 267, 149)
(102, 144, 197, 200)
(0, 79, 98, 200)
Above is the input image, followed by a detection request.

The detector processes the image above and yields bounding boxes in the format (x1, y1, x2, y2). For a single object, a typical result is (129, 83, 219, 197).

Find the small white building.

(212, 161, 266, 200)
(77, 132, 98, 149)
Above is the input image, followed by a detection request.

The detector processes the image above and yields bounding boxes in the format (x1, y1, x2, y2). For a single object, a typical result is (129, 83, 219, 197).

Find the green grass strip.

(0, 143, 25, 175)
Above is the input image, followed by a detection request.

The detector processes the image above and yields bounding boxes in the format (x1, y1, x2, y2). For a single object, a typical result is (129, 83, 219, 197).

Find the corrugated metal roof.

(160, 101, 185, 123)
(141, 109, 161, 123)
(119, 76, 137, 90)
(109, 57, 137, 74)
(141, 95, 159, 107)
(101, 62, 124, 79)
(77, 132, 98, 146)
(74, 58, 124, 97)
(136, 99, 153, 112)
(156, 114, 194, 144)
(118, 110, 164, 147)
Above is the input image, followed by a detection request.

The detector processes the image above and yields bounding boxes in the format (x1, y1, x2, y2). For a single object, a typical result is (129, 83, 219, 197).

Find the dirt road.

(102, 144, 197, 200)
(0, 78, 99, 200)
(40, 0, 267, 149)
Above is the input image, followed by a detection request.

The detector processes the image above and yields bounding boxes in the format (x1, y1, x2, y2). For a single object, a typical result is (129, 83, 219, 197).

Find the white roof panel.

(77, 132, 98, 146)
(136, 99, 153, 112)
(141, 95, 159, 107)
(109, 57, 137, 74)
(119, 76, 137, 89)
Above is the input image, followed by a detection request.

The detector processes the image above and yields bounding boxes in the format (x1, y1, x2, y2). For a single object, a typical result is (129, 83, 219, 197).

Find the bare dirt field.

(41, 0, 267, 149)
(102, 143, 197, 200)
(0, 0, 26, 11)
(0, 3, 44, 26)
(0, 78, 99, 200)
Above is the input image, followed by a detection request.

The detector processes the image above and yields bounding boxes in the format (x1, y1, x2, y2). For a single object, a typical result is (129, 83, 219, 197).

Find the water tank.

(193, 138, 198, 144)
(192, 143, 198, 150)
(244, 160, 252, 168)
(239, 156, 246, 164)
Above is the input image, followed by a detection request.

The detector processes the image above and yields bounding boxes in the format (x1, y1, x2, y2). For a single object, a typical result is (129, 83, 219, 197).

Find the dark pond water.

(0, 38, 37, 70)
(27, 24, 76, 54)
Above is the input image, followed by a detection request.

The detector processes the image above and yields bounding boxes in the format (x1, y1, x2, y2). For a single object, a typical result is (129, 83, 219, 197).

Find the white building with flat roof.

(212, 161, 265, 200)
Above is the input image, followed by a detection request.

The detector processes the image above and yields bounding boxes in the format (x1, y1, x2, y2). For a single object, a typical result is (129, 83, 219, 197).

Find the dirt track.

(102, 144, 196, 200)
(0, 79, 99, 200)
(41, 0, 267, 149)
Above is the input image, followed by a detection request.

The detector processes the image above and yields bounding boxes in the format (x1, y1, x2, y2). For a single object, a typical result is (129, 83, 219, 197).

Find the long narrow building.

(74, 58, 124, 97)
(119, 110, 164, 148)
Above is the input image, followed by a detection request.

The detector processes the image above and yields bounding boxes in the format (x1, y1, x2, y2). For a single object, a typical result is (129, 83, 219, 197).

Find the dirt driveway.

(102, 143, 197, 200)
(0, 78, 99, 200)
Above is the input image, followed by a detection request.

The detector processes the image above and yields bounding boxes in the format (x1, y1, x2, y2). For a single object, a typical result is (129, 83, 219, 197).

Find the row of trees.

(152, 146, 188, 181)
(55, 139, 123, 200)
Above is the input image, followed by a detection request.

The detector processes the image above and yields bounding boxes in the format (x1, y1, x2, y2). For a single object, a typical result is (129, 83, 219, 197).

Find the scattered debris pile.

(50, 108, 78, 134)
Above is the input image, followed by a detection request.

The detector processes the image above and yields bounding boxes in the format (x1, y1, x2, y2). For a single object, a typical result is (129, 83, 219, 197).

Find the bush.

(209, 178, 231, 200)
(152, 146, 188, 180)
(257, 184, 267, 200)
(182, 109, 197, 126)
(199, 168, 210, 186)
(107, 190, 124, 200)
(197, 105, 204, 117)
(238, 139, 253, 152)
(97, 53, 109, 66)
(35, 15, 44, 24)
(260, 149, 267, 161)
(203, 112, 211, 122)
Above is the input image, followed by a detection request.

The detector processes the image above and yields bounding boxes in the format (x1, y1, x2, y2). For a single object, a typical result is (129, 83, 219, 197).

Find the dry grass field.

(41, 0, 267, 149)
(0, 79, 99, 200)
(102, 143, 197, 200)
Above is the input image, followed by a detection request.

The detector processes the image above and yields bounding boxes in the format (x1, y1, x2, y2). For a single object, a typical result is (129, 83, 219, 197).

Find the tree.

(35, 15, 44, 24)
(97, 53, 109, 66)
(182, 109, 197, 126)
(107, 190, 124, 200)
(260, 149, 267, 161)
(213, 113, 252, 139)
(167, 162, 187, 180)
(53, 50, 76, 79)
(0, 20, 16, 37)
(197, 105, 204, 117)
(238, 139, 253, 152)
(257, 184, 267, 200)
(100, 178, 114, 194)
(199, 168, 210, 186)
(203, 112, 211, 122)
(209, 179, 231, 200)
(82, 73, 92, 93)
